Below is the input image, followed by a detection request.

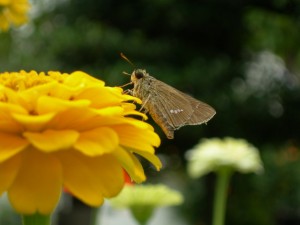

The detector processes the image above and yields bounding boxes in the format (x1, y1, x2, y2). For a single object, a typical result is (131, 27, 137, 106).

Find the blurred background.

(0, 0, 300, 224)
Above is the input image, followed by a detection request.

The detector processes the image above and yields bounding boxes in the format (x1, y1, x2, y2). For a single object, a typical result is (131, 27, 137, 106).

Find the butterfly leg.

(122, 89, 133, 95)
(139, 94, 151, 113)
(119, 81, 133, 88)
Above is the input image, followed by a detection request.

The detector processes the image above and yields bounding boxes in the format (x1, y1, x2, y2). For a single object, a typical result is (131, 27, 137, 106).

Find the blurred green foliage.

(0, 0, 300, 225)
(0, 195, 21, 225)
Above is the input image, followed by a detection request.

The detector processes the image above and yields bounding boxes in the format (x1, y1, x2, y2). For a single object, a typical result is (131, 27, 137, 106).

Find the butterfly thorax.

(130, 69, 175, 138)
(131, 69, 154, 102)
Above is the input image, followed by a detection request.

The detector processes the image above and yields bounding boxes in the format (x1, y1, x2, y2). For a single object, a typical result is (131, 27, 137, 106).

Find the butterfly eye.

(135, 71, 144, 79)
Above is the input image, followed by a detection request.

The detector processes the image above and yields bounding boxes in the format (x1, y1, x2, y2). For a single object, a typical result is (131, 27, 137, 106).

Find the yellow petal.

(74, 127, 119, 156)
(20, 82, 56, 106)
(112, 147, 146, 183)
(0, 102, 27, 114)
(0, 115, 23, 133)
(76, 87, 126, 108)
(56, 151, 124, 206)
(23, 80, 82, 101)
(121, 103, 148, 120)
(131, 149, 162, 171)
(48, 108, 97, 130)
(96, 106, 124, 116)
(76, 86, 141, 107)
(109, 87, 142, 104)
(0, 120, 22, 133)
(113, 124, 160, 152)
(23, 130, 79, 152)
(0, 154, 21, 195)
(0, 85, 18, 101)
(37, 96, 90, 114)
(8, 149, 62, 214)
(64, 71, 105, 88)
(49, 83, 81, 100)
(49, 108, 145, 131)
(12, 113, 56, 132)
(0, 132, 29, 162)
(0, 103, 26, 133)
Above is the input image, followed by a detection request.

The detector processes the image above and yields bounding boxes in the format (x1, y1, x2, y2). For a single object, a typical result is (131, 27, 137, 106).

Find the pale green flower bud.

(186, 137, 263, 178)
(110, 184, 183, 225)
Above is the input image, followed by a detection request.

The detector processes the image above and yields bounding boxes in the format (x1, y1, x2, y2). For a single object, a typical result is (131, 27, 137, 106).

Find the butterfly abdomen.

(148, 104, 175, 139)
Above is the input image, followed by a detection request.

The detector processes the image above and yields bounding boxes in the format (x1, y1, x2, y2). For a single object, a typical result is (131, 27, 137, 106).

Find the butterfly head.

(131, 69, 148, 83)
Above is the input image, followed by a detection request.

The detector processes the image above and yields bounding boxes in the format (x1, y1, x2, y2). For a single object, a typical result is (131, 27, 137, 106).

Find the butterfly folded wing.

(132, 74, 216, 139)
(153, 80, 216, 131)
(183, 93, 216, 126)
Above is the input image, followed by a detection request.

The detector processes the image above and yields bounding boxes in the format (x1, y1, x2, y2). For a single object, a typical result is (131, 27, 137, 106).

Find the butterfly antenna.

(119, 53, 134, 89)
(122, 71, 131, 76)
(120, 52, 135, 67)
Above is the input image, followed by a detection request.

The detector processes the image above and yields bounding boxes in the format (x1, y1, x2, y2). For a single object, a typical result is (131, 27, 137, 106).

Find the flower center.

(0, 72, 56, 91)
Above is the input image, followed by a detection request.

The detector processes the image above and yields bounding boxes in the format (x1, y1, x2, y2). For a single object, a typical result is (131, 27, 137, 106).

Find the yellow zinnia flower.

(0, 70, 162, 215)
(0, 0, 30, 31)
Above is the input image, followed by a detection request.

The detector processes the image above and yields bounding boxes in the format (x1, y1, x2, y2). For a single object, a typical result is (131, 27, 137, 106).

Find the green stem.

(212, 168, 232, 225)
(22, 213, 51, 225)
(89, 207, 99, 225)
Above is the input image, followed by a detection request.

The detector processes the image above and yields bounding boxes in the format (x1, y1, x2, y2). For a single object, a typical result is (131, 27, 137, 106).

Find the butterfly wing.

(150, 79, 216, 130)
